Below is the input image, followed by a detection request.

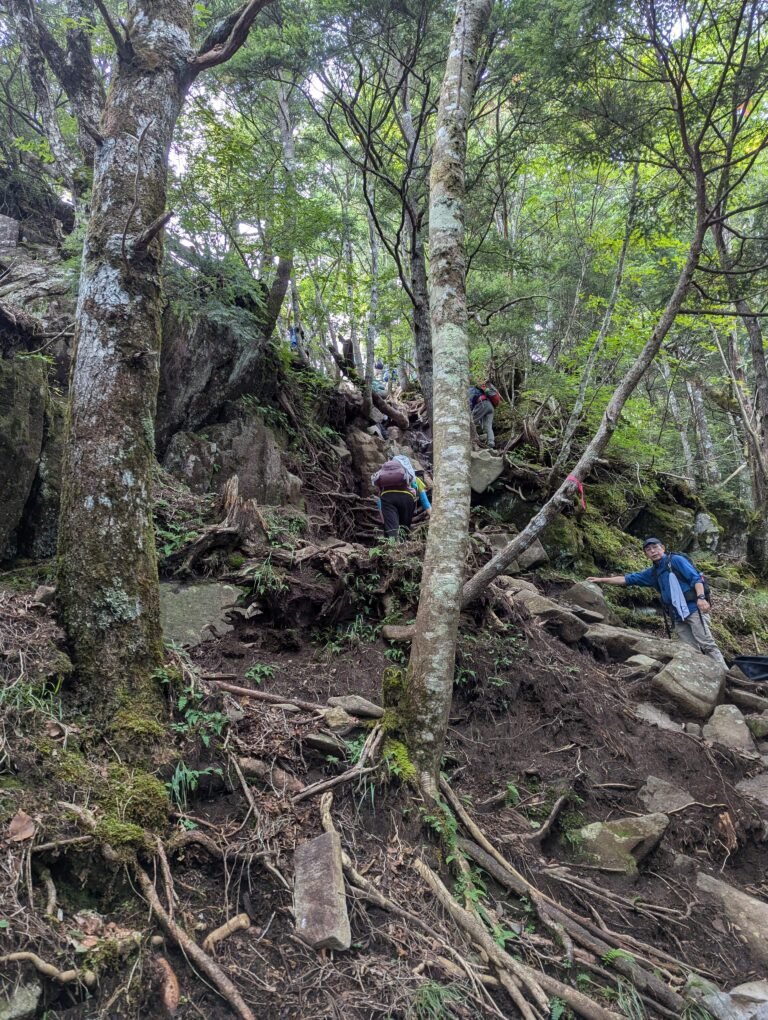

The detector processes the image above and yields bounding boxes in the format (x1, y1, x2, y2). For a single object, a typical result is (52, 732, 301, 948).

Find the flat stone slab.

(327, 695, 384, 718)
(470, 450, 504, 494)
(160, 583, 240, 647)
(511, 591, 587, 644)
(703, 705, 757, 754)
(634, 703, 682, 732)
(736, 773, 768, 808)
(562, 582, 620, 625)
(577, 813, 669, 874)
(639, 775, 694, 814)
(294, 831, 350, 950)
(653, 652, 726, 719)
(583, 623, 680, 663)
(696, 872, 768, 966)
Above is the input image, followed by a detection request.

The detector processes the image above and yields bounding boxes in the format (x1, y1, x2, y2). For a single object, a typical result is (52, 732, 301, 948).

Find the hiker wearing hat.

(587, 537, 727, 668)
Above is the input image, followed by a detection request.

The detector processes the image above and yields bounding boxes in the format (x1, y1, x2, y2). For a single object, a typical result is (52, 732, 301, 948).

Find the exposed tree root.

(293, 724, 383, 803)
(209, 679, 324, 713)
(134, 861, 256, 1020)
(202, 913, 251, 953)
(0, 951, 96, 987)
(238, 756, 305, 796)
(414, 858, 621, 1020)
(438, 779, 689, 1016)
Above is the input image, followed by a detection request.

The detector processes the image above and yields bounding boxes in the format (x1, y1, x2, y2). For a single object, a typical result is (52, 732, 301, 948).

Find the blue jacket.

(624, 554, 703, 622)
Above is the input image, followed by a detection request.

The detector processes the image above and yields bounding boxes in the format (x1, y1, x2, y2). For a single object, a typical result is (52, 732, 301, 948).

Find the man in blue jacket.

(587, 537, 727, 668)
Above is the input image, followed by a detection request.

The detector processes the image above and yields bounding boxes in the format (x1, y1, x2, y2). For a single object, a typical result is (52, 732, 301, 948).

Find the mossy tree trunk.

(404, 0, 491, 795)
(56, 0, 272, 731)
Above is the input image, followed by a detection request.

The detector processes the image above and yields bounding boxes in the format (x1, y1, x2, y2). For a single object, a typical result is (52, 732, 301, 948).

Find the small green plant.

(406, 980, 465, 1020)
(615, 979, 647, 1019)
(244, 663, 276, 684)
(454, 666, 476, 687)
(166, 762, 222, 809)
(383, 738, 417, 782)
(384, 645, 407, 664)
(602, 948, 637, 967)
(549, 996, 567, 1019)
(505, 782, 521, 806)
(161, 673, 228, 748)
(245, 556, 287, 596)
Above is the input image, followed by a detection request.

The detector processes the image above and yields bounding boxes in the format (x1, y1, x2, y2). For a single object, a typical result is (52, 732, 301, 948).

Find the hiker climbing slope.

(371, 454, 431, 539)
(468, 381, 500, 450)
(587, 537, 727, 668)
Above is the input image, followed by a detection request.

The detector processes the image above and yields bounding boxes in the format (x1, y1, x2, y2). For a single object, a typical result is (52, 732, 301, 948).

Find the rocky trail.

(4, 469, 768, 1019)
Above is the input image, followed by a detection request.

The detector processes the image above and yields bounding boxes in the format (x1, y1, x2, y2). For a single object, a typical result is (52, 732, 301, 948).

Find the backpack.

(483, 383, 501, 408)
(652, 553, 712, 608)
(374, 459, 409, 490)
(469, 386, 485, 409)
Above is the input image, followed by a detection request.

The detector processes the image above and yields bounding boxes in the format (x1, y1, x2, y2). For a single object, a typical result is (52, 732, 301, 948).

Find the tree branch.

(189, 0, 273, 73)
(93, 0, 131, 60)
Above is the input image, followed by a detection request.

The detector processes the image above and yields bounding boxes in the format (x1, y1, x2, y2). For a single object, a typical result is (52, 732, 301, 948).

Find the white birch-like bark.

(404, 0, 491, 793)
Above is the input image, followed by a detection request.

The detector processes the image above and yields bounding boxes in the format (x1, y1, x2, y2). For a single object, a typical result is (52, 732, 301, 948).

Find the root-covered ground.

(1, 550, 767, 1019)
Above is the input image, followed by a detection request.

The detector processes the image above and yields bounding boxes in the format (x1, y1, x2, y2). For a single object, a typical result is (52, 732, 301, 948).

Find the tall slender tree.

(403, 0, 491, 794)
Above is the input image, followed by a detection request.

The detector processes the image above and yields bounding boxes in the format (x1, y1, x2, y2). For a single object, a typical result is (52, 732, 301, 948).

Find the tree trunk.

(686, 379, 721, 484)
(403, 0, 491, 794)
(363, 203, 379, 415)
(461, 214, 708, 607)
(56, 0, 271, 733)
(658, 362, 695, 483)
(410, 225, 433, 416)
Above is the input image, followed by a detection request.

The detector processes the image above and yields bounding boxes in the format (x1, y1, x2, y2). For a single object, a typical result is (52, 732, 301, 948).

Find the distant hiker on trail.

(469, 382, 500, 450)
(371, 454, 431, 539)
(587, 537, 727, 668)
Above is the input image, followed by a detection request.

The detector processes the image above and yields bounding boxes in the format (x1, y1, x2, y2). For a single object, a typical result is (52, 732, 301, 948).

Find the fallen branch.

(238, 757, 305, 796)
(134, 860, 255, 1020)
(0, 951, 96, 987)
(292, 765, 377, 805)
(202, 913, 251, 953)
(208, 680, 324, 713)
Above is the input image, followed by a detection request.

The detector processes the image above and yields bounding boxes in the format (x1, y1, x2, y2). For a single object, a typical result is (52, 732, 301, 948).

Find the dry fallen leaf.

(8, 810, 35, 842)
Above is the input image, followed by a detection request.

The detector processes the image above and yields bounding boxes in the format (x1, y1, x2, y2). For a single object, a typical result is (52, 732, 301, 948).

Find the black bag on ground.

(732, 655, 768, 682)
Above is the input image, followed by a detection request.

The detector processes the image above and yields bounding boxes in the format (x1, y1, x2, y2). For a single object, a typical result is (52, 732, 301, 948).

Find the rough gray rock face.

(736, 773, 768, 808)
(577, 813, 669, 874)
(652, 651, 726, 718)
(691, 510, 721, 552)
(562, 581, 621, 625)
(639, 775, 694, 813)
(625, 654, 663, 673)
(686, 975, 768, 1020)
(293, 831, 351, 951)
(696, 872, 768, 966)
(745, 712, 768, 740)
(346, 428, 387, 493)
(159, 583, 240, 647)
(522, 594, 587, 644)
(0, 213, 19, 252)
(469, 450, 504, 494)
(163, 419, 302, 506)
(583, 623, 679, 663)
(703, 705, 758, 754)
(0, 356, 47, 558)
(0, 979, 42, 1020)
(634, 703, 683, 732)
(156, 304, 280, 453)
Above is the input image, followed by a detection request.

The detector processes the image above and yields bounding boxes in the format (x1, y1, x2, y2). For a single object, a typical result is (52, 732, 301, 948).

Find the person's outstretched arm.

(586, 575, 627, 585)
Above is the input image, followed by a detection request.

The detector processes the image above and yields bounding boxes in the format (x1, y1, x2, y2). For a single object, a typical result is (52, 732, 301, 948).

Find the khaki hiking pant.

(472, 401, 495, 448)
(675, 611, 727, 668)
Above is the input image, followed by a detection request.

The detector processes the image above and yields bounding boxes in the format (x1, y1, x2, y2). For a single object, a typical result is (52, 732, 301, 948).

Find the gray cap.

(642, 536, 663, 548)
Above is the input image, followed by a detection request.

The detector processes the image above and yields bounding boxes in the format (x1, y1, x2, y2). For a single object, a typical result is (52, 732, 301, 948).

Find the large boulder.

(576, 813, 669, 874)
(469, 450, 504, 494)
(156, 303, 280, 452)
(512, 591, 588, 644)
(702, 705, 758, 754)
(690, 510, 721, 552)
(164, 419, 302, 505)
(159, 582, 240, 647)
(634, 703, 683, 732)
(562, 581, 621, 625)
(582, 623, 679, 663)
(346, 427, 387, 493)
(686, 976, 768, 1020)
(696, 872, 768, 966)
(652, 650, 726, 718)
(0, 356, 47, 558)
